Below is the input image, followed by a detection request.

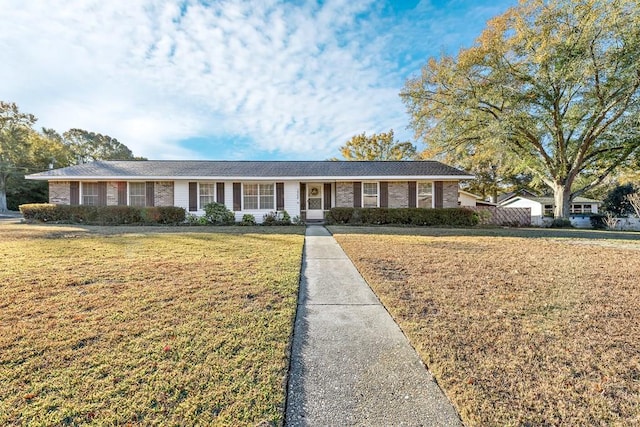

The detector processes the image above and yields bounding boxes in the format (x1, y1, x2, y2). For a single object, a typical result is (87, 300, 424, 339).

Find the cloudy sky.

(1, 0, 516, 160)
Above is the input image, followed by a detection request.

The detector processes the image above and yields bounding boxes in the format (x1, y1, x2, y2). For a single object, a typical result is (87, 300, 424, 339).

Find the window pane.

(243, 184, 257, 209)
(129, 182, 146, 207)
(82, 183, 98, 206)
(199, 183, 215, 207)
(260, 196, 274, 210)
(418, 182, 432, 209)
(259, 184, 274, 209)
(363, 183, 377, 196)
(259, 184, 274, 196)
(363, 183, 378, 208)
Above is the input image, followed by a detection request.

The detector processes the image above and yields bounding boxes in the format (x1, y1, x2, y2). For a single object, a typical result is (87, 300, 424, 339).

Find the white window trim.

(128, 181, 147, 207)
(362, 181, 379, 208)
(81, 182, 99, 206)
(417, 181, 434, 209)
(198, 182, 216, 210)
(242, 182, 276, 211)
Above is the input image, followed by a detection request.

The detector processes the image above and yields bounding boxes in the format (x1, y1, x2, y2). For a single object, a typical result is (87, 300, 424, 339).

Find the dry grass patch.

(0, 223, 304, 426)
(333, 229, 640, 426)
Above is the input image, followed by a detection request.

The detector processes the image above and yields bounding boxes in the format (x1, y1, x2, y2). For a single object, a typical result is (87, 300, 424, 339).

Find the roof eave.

(27, 174, 475, 181)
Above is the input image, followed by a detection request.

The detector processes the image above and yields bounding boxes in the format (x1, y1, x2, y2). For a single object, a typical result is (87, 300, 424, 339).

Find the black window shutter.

(379, 182, 388, 208)
(353, 182, 362, 208)
(97, 182, 107, 206)
(276, 182, 285, 211)
(233, 183, 241, 211)
(70, 181, 79, 205)
(434, 181, 444, 208)
(117, 182, 127, 205)
(216, 182, 225, 204)
(146, 182, 155, 207)
(408, 181, 417, 208)
(323, 183, 331, 209)
(300, 183, 306, 210)
(188, 182, 197, 211)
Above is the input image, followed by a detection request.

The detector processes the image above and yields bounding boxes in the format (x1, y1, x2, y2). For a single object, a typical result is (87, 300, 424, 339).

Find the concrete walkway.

(285, 225, 462, 426)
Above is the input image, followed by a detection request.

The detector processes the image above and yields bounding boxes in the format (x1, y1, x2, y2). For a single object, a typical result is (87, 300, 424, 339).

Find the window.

(243, 183, 274, 210)
(417, 182, 433, 208)
(82, 182, 99, 205)
(544, 204, 553, 216)
(571, 204, 583, 214)
(199, 183, 215, 207)
(363, 182, 378, 208)
(129, 182, 146, 207)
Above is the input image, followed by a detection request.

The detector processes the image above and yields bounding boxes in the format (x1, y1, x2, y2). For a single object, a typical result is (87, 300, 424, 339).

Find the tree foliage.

(61, 128, 143, 164)
(0, 101, 144, 211)
(602, 183, 638, 217)
(401, 0, 640, 218)
(339, 130, 417, 160)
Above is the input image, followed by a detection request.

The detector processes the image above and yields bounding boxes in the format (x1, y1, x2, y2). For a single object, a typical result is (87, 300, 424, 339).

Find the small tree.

(626, 193, 640, 217)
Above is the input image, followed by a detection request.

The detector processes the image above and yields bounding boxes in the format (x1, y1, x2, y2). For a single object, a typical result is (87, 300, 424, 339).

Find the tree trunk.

(552, 182, 572, 219)
(0, 173, 7, 212)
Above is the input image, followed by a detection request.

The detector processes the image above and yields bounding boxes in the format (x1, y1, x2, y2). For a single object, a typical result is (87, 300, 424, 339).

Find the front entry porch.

(300, 182, 332, 222)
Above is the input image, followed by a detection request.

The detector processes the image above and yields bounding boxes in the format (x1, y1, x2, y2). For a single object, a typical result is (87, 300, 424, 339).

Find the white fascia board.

(28, 174, 476, 181)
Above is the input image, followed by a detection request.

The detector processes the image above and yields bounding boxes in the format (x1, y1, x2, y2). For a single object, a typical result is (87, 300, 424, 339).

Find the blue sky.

(0, 0, 517, 160)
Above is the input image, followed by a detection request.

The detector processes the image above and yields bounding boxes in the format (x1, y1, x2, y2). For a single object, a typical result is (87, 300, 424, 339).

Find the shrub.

(326, 207, 478, 227)
(590, 214, 606, 230)
(329, 207, 355, 224)
(20, 203, 62, 222)
(280, 210, 292, 225)
(19, 203, 185, 225)
(240, 214, 256, 226)
(550, 218, 573, 228)
(262, 211, 292, 226)
(203, 202, 235, 225)
(262, 212, 278, 226)
(142, 207, 186, 225)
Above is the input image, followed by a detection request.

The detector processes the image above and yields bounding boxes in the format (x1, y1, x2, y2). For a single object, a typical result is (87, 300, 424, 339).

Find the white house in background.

(26, 160, 474, 223)
(458, 190, 496, 207)
(499, 195, 601, 226)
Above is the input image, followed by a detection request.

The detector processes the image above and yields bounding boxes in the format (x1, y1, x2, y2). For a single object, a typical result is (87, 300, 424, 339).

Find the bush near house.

(202, 202, 235, 225)
(326, 207, 478, 227)
(19, 204, 186, 225)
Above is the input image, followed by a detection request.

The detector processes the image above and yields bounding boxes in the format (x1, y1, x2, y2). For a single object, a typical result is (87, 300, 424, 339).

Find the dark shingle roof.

(27, 160, 474, 179)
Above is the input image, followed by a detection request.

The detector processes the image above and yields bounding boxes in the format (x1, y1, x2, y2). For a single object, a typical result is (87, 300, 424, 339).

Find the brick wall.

(336, 182, 353, 207)
(154, 181, 174, 206)
(388, 182, 408, 208)
(443, 181, 458, 208)
(49, 181, 70, 205)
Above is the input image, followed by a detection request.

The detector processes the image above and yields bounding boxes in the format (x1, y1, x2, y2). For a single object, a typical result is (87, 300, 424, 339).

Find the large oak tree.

(401, 0, 640, 218)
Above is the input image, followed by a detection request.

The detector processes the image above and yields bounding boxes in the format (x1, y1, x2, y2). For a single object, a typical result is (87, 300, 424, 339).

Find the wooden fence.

(468, 206, 531, 226)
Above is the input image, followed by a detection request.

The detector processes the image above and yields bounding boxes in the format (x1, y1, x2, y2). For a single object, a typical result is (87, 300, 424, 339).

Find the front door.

(306, 183, 324, 220)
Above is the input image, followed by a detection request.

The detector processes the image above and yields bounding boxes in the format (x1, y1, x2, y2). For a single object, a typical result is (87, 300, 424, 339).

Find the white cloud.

(0, 0, 516, 160)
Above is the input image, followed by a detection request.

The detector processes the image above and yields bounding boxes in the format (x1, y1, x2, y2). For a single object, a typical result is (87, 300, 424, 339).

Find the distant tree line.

(0, 101, 144, 212)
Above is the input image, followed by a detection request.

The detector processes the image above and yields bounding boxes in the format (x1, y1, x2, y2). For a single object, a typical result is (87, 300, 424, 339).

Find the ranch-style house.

(27, 160, 474, 222)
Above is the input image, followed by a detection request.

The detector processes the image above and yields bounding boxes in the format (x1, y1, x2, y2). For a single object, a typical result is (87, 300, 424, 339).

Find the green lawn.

(0, 222, 304, 426)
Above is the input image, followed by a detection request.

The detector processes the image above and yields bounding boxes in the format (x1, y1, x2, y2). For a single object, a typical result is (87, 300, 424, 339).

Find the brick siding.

(388, 181, 408, 208)
(49, 181, 71, 205)
(154, 181, 174, 206)
(336, 182, 353, 207)
(443, 181, 458, 208)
